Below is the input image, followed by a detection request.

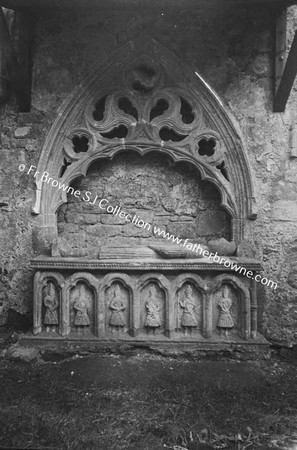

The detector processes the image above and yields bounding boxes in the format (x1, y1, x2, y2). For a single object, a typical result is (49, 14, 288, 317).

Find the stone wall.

(1, 5, 297, 343)
(57, 151, 231, 252)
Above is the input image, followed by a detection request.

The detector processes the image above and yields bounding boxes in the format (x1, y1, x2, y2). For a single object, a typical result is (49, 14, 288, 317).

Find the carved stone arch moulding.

(32, 37, 257, 244)
(210, 274, 251, 340)
(100, 273, 135, 337)
(173, 273, 207, 292)
(51, 143, 236, 220)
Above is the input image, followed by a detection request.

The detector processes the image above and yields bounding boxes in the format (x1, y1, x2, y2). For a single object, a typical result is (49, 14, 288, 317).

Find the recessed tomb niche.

(31, 41, 264, 349)
(175, 283, 203, 337)
(57, 151, 232, 255)
(69, 281, 95, 336)
(105, 282, 131, 336)
(140, 282, 166, 337)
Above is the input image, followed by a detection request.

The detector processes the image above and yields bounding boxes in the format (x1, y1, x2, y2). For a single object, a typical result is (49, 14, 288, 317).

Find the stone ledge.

(22, 331, 269, 344)
(30, 256, 262, 271)
(19, 333, 270, 361)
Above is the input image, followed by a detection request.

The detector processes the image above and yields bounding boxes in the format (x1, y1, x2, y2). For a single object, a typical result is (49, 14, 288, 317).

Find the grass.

(0, 353, 297, 450)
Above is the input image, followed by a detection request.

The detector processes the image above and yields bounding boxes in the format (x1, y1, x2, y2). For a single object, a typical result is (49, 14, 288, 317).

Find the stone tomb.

(32, 257, 261, 343)
(30, 40, 266, 348)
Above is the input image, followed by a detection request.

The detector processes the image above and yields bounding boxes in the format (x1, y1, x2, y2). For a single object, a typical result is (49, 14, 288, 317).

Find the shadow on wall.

(0, 310, 33, 334)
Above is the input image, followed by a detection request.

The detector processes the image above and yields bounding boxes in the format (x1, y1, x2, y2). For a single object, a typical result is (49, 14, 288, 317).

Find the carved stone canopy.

(33, 37, 257, 246)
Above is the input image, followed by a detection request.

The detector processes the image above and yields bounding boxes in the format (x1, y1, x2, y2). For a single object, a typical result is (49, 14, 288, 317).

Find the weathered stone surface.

(284, 240, 297, 290)
(166, 221, 197, 239)
(208, 238, 237, 256)
(237, 240, 261, 259)
(100, 213, 127, 225)
(195, 211, 231, 239)
(32, 227, 56, 256)
(57, 153, 230, 247)
(121, 222, 152, 238)
(272, 201, 297, 222)
(0, 292, 8, 327)
(87, 224, 122, 239)
(5, 344, 40, 363)
(14, 127, 31, 138)
(288, 271, 297, 290)
(17, 111, 44, 125)
(252, 54, 270, 76)
(99, 245, 157, 259)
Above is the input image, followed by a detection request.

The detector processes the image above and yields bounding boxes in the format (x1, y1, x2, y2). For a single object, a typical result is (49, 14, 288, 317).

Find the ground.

(0, 342, 297, 450)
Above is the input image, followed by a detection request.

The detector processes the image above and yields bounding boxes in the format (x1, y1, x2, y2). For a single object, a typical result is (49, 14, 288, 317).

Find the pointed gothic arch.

(32, 37, 257, 245)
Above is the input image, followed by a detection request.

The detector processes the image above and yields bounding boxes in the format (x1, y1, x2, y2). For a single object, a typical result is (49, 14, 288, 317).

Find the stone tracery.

(32, 38, 257, 245)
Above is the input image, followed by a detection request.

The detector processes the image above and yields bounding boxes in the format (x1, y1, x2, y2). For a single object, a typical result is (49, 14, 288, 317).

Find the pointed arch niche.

(32, 38, 257, 250)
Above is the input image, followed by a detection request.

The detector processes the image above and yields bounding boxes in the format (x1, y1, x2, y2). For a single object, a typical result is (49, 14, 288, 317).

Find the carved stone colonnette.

(32, 258, 261, 342)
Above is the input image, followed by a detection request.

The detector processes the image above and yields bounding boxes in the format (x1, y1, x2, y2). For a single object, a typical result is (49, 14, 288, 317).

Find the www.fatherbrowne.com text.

(20, 164, 278, 290)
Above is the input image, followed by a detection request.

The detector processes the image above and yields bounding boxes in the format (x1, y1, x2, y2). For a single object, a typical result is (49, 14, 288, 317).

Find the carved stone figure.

(73, 284, 90, 335)
(217, 285, 234, 336)
(109, 284, 126, 328)
(179, 284, 198, 329)
(43, 282, 59, 333)
(145, 285, 161, 332)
